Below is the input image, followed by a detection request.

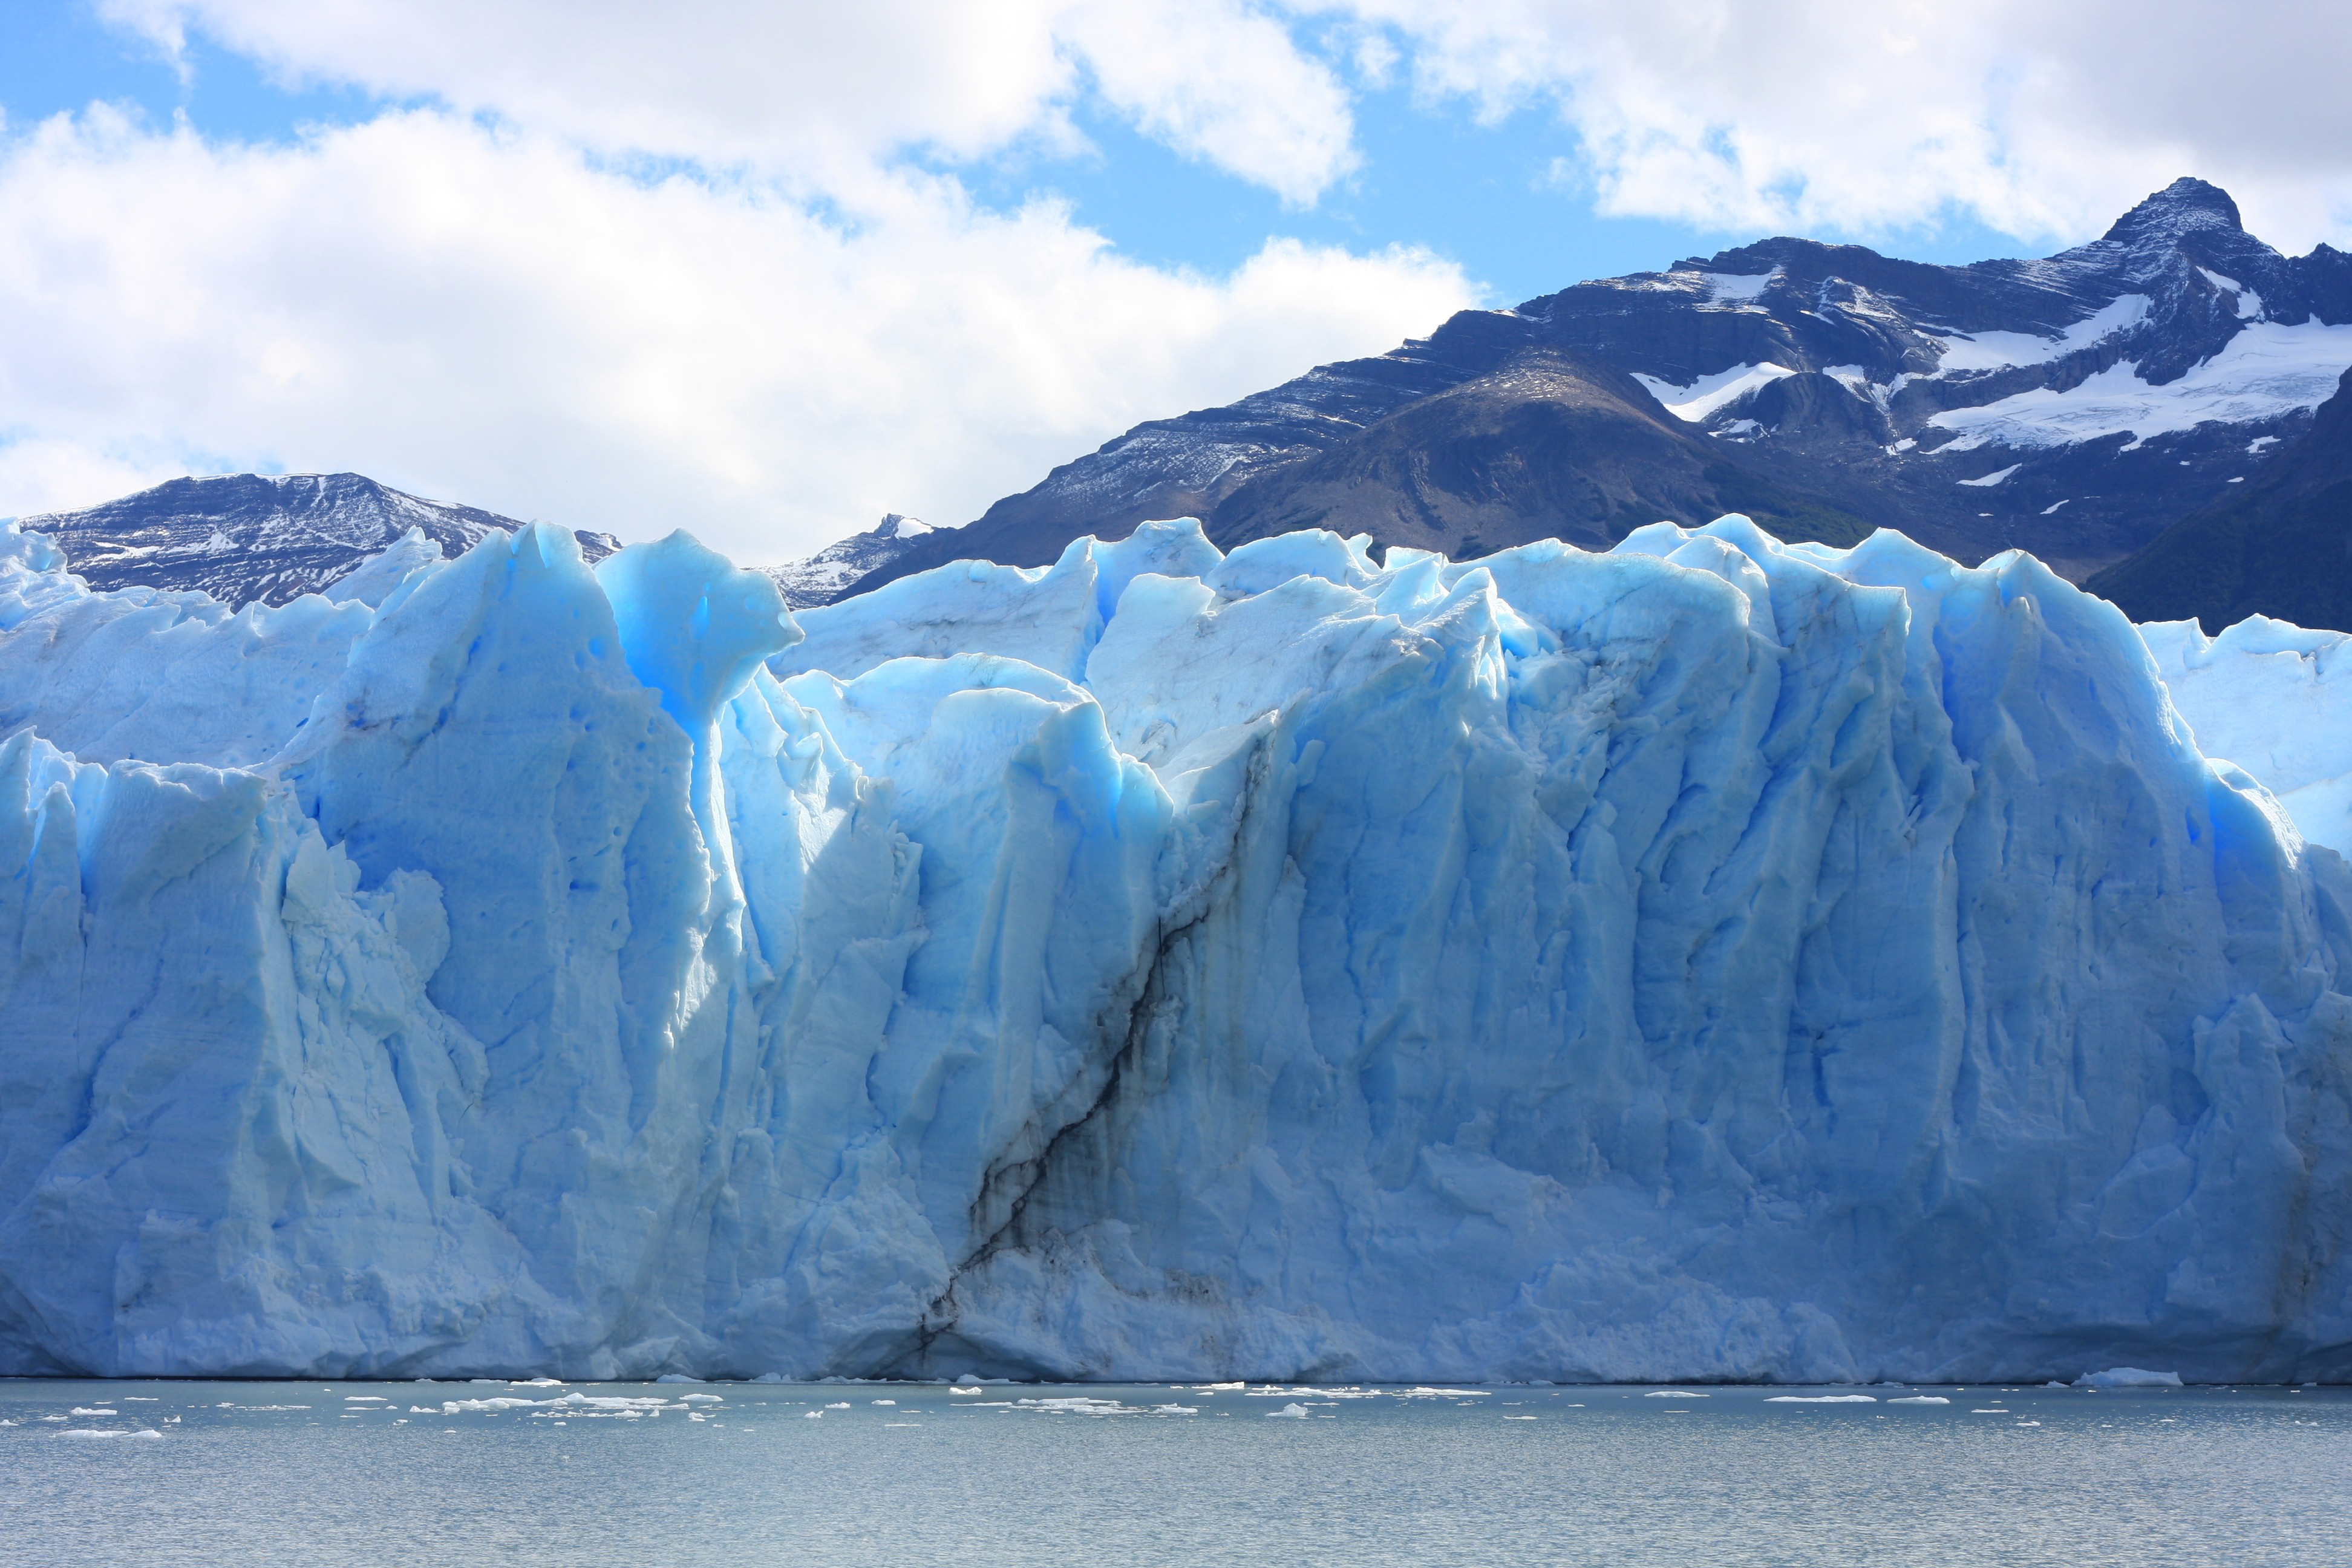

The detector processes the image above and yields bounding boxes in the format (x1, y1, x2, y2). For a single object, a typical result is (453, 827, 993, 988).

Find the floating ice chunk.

(1268, 1403, 1312, 1419)
(1765, 1395, 1878, 1403)
(2074, 1368, 2184, 1388)
(871, 1399, 897, 1406)
(1644, 1390, 1709, 1398)
(1889, 1396, 1950, 1405)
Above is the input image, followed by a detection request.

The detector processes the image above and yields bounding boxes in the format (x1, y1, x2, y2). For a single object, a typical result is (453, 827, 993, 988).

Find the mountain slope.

(861, 179, 2352, 594)
(1195, 347, 1875, 553)
(760, 513, 935, 609)
(2086, 368, 2352, 630)
(18, 472, 622, 607)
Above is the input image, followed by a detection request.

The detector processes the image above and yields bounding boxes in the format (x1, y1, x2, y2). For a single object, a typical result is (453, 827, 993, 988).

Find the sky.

(2, 1, 2350, 563)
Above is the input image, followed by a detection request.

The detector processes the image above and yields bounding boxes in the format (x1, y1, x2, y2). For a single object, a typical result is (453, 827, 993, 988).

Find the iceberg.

(2, 511, 2350, 1385)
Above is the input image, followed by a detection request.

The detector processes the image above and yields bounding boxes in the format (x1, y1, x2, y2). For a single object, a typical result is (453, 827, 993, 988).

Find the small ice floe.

(2074, 1368, 2183, 1389)
(803, 1410, 824, 1419)
(1970, 1409, 2010, 1414)
(1195, 1382, 1244, 1392)
(69, 1407, 116, 1417)
(1888, 1396, 1950, 1405)
(1154, 1405, 1198, 1416)
(1015, 1397, 1129, 1416)
(871, 1399, 897, 1406)
(1503, 1415, 1538, 1420)
(679, 1394, 724, 1405)
(1644, 1391, 1708, 1398)
(445, 1393, 673, 1417)
(825, 1402, 851, 1410)
(58, 1429, 160, 1440)
(1765, 1395, 1877, 1403)
(1267, 1403, 1312, 1419)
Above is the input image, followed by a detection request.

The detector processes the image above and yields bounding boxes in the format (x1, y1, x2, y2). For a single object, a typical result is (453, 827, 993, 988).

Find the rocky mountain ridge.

(16, 472, 624, 607)
(861, 178, 2352, 592)
(760, 514, 934, 609)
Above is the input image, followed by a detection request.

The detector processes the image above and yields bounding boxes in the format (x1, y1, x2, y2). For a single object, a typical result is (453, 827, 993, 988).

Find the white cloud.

(20, 0, 2352, 570)
(0, 107, 1472, 561)
(1061, 0, 1359, 205)
(96, 0, 1361, 203)
(1325, 0, 2352, 251)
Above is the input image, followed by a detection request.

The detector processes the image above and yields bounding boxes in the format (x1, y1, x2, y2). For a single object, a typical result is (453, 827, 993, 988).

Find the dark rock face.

(18, 472, 622, 607)
(861, 178, 2352, 593)
(2087, 367, 2352, 632)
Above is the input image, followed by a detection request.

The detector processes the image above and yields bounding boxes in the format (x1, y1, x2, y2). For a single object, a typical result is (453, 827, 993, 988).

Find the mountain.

(760, 513, 935, 609)
(860, 178, 2352, 593)
(2086, 367, 2352, 630)
(15, 472, 622, 607)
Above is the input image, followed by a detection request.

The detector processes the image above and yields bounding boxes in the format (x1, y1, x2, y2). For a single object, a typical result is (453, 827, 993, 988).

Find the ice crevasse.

(1, 511, 2348, 1383)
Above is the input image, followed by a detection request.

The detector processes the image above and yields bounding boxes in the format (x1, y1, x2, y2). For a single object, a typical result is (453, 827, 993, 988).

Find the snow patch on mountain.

(1930, 294, 2152, 373)
(1929, 319, 2352, 452)
(1633, 362, 1798, 422)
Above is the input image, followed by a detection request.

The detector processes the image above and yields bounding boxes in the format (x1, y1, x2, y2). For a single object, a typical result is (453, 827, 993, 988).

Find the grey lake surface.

(2, 1379, 2343, 1567)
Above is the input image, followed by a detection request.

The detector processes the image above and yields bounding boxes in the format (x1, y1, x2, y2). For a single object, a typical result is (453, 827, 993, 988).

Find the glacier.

(2, 511, 2349, 1383)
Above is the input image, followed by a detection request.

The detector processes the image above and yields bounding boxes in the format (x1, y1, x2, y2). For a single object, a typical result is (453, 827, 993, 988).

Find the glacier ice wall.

(2141, 615, 2352, 859)
(2, 511, 2350, 1383)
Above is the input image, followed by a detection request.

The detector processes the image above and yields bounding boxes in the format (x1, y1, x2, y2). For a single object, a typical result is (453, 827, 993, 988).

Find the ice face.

(1, 514, 2349, 1384)
(2138, 615, 2352, 858)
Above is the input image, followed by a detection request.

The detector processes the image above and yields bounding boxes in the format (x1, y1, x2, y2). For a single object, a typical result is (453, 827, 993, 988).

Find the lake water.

(2, 1378, 2342, 1566)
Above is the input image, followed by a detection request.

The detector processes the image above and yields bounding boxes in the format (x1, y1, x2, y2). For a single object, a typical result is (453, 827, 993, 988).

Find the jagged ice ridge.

(1, 512, 2348, 1383)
